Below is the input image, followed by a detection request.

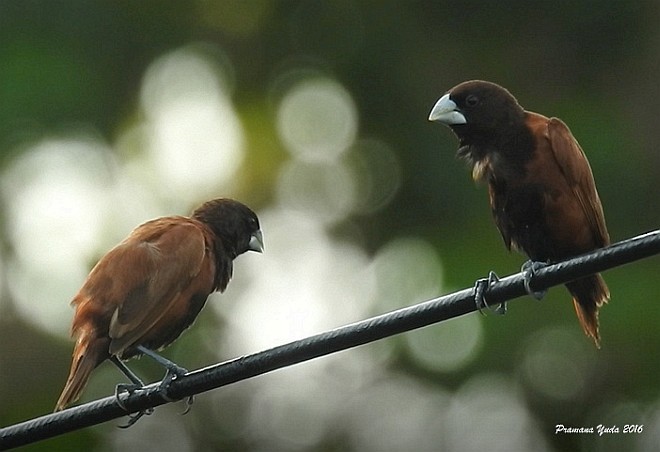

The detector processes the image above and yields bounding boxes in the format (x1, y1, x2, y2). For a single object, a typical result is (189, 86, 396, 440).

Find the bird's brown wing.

(546, 118, 610, 248)
(80, 219, 209, 356)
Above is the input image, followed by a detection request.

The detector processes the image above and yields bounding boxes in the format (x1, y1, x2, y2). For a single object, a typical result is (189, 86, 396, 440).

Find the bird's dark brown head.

(429, 80, 527, 150)
(192, 198, 264, 258)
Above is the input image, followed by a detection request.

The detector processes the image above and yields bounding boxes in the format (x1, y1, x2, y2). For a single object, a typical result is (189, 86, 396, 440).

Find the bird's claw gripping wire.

(473, 271, 506, 315)
(111, 349, 193, 428)
(118, 409, 153, 429)
(521, 260, 548, 300)
(136, 346, 194, 415)
(115, 383, 154, 428)
(155, 364, 195, 415)
(110, 356, 154, 428)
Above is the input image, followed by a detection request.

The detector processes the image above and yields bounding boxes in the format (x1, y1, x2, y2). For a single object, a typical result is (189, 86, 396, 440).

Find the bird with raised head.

(429, 80, 610, 347)
(55, 198, 263, 415)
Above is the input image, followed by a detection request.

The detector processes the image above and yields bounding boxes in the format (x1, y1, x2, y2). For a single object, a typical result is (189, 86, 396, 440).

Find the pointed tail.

(55, 336, 108, 411)
(565, 274, 610, 348)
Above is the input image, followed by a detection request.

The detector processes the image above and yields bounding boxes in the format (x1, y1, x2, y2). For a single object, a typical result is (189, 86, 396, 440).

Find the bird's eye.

(466, 95, 479, 107)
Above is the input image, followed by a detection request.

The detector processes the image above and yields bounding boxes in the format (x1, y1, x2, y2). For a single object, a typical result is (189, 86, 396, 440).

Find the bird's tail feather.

(566, 274, 610, 348)
(55, 336, 108, 411)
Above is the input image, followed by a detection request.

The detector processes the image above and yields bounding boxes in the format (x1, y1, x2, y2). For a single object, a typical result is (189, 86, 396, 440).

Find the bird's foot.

(114, 383, 154, 428)
(521, 260, 548, 300)
(180, 394, 194, 415)
(473, 271, 506, 315)
(114, 382, 142, 411)
(135, 346, 193, 413)
(118, 409, 154, 429)
(156, 363, 188, 399)
(156, 364, 194, 414)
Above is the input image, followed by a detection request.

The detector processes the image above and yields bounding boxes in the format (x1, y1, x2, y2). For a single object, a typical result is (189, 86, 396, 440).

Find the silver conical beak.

(428, 93, 467, 125)
(248, 229, 264, 253)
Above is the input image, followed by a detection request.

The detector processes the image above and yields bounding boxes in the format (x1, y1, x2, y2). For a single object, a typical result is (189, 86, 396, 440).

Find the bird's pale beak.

(248, 229, 264, 253)
(428, 93, 467, 125)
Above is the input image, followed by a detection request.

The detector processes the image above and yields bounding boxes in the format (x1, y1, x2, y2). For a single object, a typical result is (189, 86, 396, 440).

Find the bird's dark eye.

(466, 95, 479, 107)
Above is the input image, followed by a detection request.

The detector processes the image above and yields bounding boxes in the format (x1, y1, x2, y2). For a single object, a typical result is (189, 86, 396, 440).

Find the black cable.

(1, 229, 658, 450)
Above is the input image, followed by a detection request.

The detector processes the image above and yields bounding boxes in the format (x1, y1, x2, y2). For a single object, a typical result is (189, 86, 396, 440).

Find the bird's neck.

(456, 124, 534, 184)
(211, 238, 235, 292)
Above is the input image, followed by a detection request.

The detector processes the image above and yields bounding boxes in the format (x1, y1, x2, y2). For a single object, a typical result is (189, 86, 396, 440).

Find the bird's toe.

(473, 271, 506, 315)
(521, 260, 548, 300)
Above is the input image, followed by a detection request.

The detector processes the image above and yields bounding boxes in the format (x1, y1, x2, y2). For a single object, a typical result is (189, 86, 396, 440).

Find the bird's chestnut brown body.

(430, 80, 610, 346)
(55, 198, 263, 410)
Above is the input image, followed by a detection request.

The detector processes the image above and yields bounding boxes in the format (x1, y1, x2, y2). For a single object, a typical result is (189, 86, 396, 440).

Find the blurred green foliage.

(1, 1, 659, 451)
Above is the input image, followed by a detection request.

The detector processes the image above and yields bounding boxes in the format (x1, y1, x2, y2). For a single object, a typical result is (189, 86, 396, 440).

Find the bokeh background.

(1, 1, 659, 451)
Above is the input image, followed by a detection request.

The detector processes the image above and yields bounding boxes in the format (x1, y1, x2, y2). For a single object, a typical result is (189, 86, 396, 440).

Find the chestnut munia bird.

(55, 198, 263, 413)
(429, 80, 610, 347)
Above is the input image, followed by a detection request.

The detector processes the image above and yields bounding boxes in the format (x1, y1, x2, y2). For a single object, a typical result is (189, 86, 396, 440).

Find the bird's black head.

(193, 198, 264, 258)
(429, 80, 526, 149)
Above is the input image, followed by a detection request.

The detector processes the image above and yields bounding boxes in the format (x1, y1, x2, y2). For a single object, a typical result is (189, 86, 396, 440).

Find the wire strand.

(1, 229, 659, 450)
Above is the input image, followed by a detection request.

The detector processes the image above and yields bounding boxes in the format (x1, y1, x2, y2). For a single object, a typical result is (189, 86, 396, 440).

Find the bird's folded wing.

(546, 118, 610, 248)
(95, 220, 208, 354)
